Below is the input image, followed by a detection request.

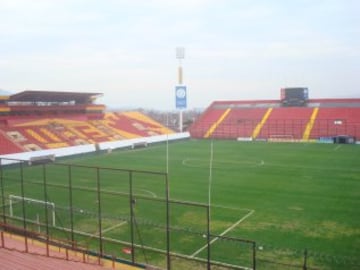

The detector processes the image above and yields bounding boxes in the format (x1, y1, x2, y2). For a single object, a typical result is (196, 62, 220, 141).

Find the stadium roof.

(9, 90, 103, 103)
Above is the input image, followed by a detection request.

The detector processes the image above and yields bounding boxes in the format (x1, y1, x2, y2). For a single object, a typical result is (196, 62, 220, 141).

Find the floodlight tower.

(175, 47, 186, 132)
(176, 47, 184, 84)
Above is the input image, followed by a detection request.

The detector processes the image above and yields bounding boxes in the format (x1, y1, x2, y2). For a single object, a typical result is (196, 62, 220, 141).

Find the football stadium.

(0, 89, 359, 270)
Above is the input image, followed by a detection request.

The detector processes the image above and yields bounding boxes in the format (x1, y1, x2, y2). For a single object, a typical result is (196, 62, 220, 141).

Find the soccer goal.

(9, 195, 56, 227)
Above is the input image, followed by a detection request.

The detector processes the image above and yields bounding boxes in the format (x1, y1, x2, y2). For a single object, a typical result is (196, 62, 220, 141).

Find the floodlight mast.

(176, 47, 185, 132)
(176, 47, 184, 84)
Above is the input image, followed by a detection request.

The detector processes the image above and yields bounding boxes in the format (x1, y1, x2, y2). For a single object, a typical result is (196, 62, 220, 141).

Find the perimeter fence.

(0, 157, 359, 270)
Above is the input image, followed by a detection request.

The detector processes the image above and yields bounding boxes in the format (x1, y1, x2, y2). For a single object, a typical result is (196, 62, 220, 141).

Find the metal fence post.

(19, 161, 28, 253)
(129, 171, 135, 263)
(96, 167, 103, 257)
(253, 241, 256, 270)
(68, 165, 75, 248)
(303, 248, 308, 270)
(42, 164, 49, 256)
(165, 173, 171, 270)
(207, 205, 211, 270)
(1, 231, 4, 247)
(0, 158, 7, 225)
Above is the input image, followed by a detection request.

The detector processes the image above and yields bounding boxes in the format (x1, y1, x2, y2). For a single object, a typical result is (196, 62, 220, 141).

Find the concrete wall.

(0, 132, 190, 165)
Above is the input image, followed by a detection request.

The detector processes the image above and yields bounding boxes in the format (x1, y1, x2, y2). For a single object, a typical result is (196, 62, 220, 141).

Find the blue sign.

(175, 86, 187, 109)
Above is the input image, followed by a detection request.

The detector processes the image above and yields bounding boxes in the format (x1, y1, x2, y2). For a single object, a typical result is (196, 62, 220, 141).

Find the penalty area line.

(190, 209, 255, 258)
(212, 203, 254, 213)
(101, 221, 127, 235)
(137, 189, 157, 198)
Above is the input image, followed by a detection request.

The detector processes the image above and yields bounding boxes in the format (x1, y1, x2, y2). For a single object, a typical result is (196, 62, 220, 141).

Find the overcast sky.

(1, 0, 359, 110)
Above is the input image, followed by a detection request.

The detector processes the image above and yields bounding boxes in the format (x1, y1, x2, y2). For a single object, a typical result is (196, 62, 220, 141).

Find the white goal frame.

(9, 195, 56, 226)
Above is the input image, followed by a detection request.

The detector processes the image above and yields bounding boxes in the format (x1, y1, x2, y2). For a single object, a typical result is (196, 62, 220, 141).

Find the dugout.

(333, 135, 355, 144)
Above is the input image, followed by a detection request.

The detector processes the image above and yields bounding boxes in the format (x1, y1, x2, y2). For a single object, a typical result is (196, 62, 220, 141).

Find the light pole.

(175, 47, 186, 132)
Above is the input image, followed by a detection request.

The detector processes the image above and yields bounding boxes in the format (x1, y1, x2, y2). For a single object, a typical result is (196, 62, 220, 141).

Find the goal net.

(9, 195, 56, 227)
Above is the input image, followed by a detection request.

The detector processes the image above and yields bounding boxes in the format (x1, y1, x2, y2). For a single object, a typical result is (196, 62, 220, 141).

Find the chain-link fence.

(1, 157, 359, 269)
(0, 158, 258, 270)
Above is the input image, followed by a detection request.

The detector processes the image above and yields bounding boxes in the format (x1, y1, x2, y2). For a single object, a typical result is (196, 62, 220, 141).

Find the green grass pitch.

(1, 139, 359, 269)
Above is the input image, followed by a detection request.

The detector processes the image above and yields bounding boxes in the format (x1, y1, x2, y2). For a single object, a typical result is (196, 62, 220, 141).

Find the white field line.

(256, 161, 360, 172)
(182, 158, 264, 168)
(137, 189, 157, 198)
(101, 221, 127, 234)
(101, 189, 157, 199)
(190, 209, 255, 258)
(212, 203, 254, 213)
(333, 145, 342, 151)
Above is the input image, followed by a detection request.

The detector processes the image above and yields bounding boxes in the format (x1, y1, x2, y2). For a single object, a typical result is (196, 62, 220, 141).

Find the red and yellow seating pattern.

(0, 112, 174, 154)
(189, 100, 360, 141)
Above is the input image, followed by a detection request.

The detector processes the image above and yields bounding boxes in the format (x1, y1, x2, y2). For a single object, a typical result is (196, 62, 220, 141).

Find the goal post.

(9, 195, 56, 227)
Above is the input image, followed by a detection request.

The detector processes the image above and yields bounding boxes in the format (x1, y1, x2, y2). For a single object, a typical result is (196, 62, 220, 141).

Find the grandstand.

(0, 90, 174, 155)
(189, 96, 360, 143)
